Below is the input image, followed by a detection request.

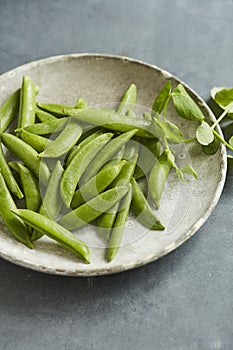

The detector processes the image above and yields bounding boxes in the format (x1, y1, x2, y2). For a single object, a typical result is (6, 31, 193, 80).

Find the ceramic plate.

(0, 54, 227, 276)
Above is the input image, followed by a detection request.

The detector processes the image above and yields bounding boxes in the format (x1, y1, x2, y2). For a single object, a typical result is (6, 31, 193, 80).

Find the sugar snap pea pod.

(61, 132, 113, 207)
(96, 149, 138, 239)
(134, 138, 161, 180)
(0, 140, 23, 199)
(17, 76, 37, 131)
(80, 129, 138, 184)
(131, 177, 164, 230)
(16, 117, 67, 135)
(71, 160, 125, 209)
(117, 83, 137, 115)
(1, 133, 50, 186)
(39, 118, 82, 158)
(66, 128, 104, 167)
(0, 89, 20, 133)
(9, 162, 41, 212)
(19, 129, 49, 152)
(107, 187, 132, 261)
(0, 173, 33, 248)
(58, 185, 129, 230)
(36, 107, 58, 122)
(37, 102, 74, 117)
(148, 150, 171, 209)
(32, 161, 64, 241)
(12, 209, 90, 263)
(75, 98, 87, 109)
(62, 107, 154, 138)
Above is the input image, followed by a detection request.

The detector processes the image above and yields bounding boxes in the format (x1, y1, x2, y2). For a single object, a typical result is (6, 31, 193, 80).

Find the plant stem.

(211, 108, 229, 129)
(212, 129, 233, 151)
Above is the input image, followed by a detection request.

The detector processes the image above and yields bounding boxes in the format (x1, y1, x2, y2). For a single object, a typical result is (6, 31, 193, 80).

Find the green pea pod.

(0, 89, 20, 133)
(107, 187, 132, 261)
(11, 209, 90, 263)
(16, 117, 67, 135)
(148, 151, 171, 209)
(117, 83, 137, 115)
(9, 162, 41, 212)
(0, 140, 23, 199)
(58, 185, 129, 230)
(0, 173, 33, 248)
(17, 76, 37, 131)
(32, 161, 64, 241)
(39, 119, 82, 158)
(96, 147, 138, 239)
(19, 129, 49, 152)
(71, 160, 125, 209)
(39, 104, 154, 138)
(134, 138, 161, 179)
(37, 102, 75, 117)
(36, 107, 58, 122)
(66, 128, 104, 167)
(61, 132, 113, 207)
(131, 177, 164, 230)
(80, 129, 138, 184)
(1, 133, 50, 186)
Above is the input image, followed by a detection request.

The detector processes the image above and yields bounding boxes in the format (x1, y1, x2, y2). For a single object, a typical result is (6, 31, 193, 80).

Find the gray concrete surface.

(0, 0, 233, 349)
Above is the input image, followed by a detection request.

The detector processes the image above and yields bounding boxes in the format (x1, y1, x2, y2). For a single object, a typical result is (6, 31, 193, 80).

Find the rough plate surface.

(0, 54, 227, 276)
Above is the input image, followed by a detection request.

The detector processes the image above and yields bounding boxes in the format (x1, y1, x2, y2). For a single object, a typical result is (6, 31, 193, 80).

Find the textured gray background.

(0, 0, 233, 349)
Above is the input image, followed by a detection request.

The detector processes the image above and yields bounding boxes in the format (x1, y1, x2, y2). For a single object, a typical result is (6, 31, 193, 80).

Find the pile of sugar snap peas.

(0, 76, 204, 263)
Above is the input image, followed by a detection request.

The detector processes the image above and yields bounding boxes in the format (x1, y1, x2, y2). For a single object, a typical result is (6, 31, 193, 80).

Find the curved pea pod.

(131, 177, 165, 230)
(17, 76, 37, 131)
(0, 173, 33, 248)
(61, 132, 113, 207)
(40, 104, 154, 138)
(80, 129, 138, 184)
(39, 118, 82, 158)
(36, 107, 58, 122)
(17, 117, 67, 135)
(11, 209, 90, 263)
(107, 187, 132, 262)
(71, 160, 125, 209)
(117, 83, 137, 115)
(58, 185, 129, 231)
(148, 151, 171, 209)
(19, 129, 49, 153)
(0, 140, 23, 199)
(37, 102, 75, 117)
(9, 162, 41, 212)
(65, 128, 104, 167)
(134, 138, 161, 180)
(1, 133, 50, 186)
(96, 149, 138, 239)
(0, 89, 20, 133)
(32, 161, 64, 241)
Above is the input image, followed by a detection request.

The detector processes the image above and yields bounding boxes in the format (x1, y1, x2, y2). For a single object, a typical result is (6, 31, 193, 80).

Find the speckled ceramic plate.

(0, 54, 227, 276)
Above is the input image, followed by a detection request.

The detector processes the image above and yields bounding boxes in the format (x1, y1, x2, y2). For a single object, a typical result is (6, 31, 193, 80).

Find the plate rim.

(0, 53, 228, 276)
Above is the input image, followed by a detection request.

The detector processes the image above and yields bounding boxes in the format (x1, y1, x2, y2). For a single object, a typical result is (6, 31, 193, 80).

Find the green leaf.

(196, 121, 214, 146)
(202, 134, 220, 155)
(214, 88, 233, 107)
(181, 164, 198, 179)
(229, 135, 233, 148)
(152, 81, 172, 114)
(172, 84, 205, 121)
(153, 117, 183, 143)
(211, 87, 233, 115)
